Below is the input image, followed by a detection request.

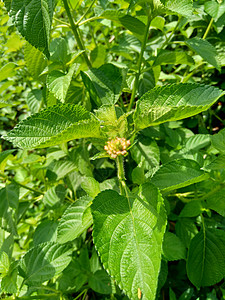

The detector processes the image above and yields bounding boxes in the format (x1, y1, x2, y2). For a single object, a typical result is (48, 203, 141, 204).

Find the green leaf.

(57, 195, 93, 244)
(81, 177, 101, 198)
(134, 83, 223, 130)
(0, 150, 15, 165)
(0, 251, 10, 274)
(50, 38, 69, 65)
(206, 186, 225, 217)
(19, 242, 72, 285)
(175, 218, 198, 248)
(88, 270, 112, 294)
(47, 64, 77, 102)
(1, 267, 17, 294)
(81, 64, 126, 106)
(43, 184, 66, 207)
(26, 89, 43, 114)
(211, 128, 225, 153)
(0, 184, 19, 235)
(24, 42, 47, 80)
(91, 183, 167, 300)
(0, 63, 17, 81)
(204, 0, 225, 22)
(185, 38, 221, 71)
(4, 104, 102, 149)
(150, 159, 208, 192)
(33, 220, 58, 245)
(153, 50, 194, 66)
(179, 201, 203, 218)
(163, 232, 186, 261)
(8, 0, 55, 57)
(162, 0, 193, 17)
(130, 135, 160, 170)
(187, 229, 225, 287)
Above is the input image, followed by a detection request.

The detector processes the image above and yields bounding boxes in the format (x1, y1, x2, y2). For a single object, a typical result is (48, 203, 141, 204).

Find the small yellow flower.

(104, 137, 130, 159)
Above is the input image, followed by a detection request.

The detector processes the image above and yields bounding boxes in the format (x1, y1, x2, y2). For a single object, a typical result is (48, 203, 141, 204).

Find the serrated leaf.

(91, 183, 167, 300)
(24, 42, 47, 80)
(43, 184, 66, 207)
(162, 0, 193, 17)
(186, 38, 221, 71)
(163, 232, 186, 261)
(0, 251, 10, 274)
(187, 229, 225, 287)
(47, 64, 77, 102)
(8, 0, 55, 57)
(204, 0, 225, 22)
(33, 220, 58, 245)
(206, 186, 225, 217)
(134, 83, 223, 130)
(57, 195, 93, 244)
(4, 104, 102, 149)
(81, 64, 126, 106)
(0, 63, 17, 81)
(150, 159, 208, 192)
(211, 128, 225, 153)
(19, 242, 72, 285)
(26, 89, 43, 114)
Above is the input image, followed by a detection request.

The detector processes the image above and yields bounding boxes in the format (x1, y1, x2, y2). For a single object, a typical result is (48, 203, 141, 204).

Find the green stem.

(62, 0, 92, 68)
(77, 0, 97, 25)
(202, 17, 214, 40)
(116, 155, 126, 195)
(128, 15, 152, 111)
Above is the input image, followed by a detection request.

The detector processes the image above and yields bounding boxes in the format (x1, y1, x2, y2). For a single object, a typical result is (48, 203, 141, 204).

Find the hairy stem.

(116, 155, 126, 195)
(62, 0, 92, 68)
(128, 15, 152, 111)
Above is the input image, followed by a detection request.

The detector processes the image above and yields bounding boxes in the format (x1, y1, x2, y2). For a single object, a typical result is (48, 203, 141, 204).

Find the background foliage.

(1, 0, 225, 299)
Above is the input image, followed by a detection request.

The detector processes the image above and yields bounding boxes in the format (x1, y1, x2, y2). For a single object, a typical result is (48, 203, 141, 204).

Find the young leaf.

(7, 0, 55, 57)
(187, 229, 225, 287)
(57, 195, 93, 244)
(19, 242, 72, 285)
(185, 38, 221, 71)
(163, 232, 186, 261)
(150, 159, 208, 192)
(4, 104, 102, 149)
(134, 83, 223, 130)
(91, 183, 167, 300)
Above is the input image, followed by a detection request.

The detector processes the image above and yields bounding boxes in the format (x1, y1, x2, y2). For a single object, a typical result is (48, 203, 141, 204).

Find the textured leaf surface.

(91, 183, 167, 300)
(163, 0, 193, 17)
(134, 83, 223, 130)
(163, 232, 186, 261)
(187, 229, 225, 287)
(26, 89, 42, 114)
(150, 159, 208, 192)
(4, 104, 102, 149)
(211, 128, 225, 153)
(19, 242, 72, 285)
(57, 196, 93, 244)
(47, 64, 77, 102)
(206, 186, 225, 217)
(186, 38, 221, 70)
(8, 0, 54, 57)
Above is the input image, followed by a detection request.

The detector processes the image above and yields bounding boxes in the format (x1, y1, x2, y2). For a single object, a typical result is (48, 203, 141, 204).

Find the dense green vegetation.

(1, 0, 225, 299)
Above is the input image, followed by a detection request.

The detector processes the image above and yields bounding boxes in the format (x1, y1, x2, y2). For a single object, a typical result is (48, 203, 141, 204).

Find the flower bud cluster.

(104, 137, 130, 159)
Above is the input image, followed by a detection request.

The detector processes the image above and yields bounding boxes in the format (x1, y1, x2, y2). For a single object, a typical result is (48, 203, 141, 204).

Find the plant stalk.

(116, 155, 126, 195)
(202, 17, 214, 40)
(128, 15, 152, 111)
(62, 0, 92, 68)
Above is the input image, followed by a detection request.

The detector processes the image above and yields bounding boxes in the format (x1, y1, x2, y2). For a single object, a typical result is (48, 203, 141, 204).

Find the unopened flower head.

(104, 137, 130, 159)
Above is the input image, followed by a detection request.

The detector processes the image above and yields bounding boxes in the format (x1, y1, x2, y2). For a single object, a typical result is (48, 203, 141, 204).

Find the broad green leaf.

(81, 64, 126, 106)
(50, 38, 69, 65)
(134, 83, 223, 130)
(187, 229, 225, 287)
(33, 220, 58, 245)
(185, 134, 210, 152)
(162, 0, 193, 17)
(205, 155, 225, 170)
(47, 64, 77, 102)
(88, 270, 112, 294)
(0, 184, 19, 235)
(90, 45, 106, 68)
(26, 89, 43, 114)
(57, 195, 93, 244)
(179, 201, 203, 218)
(19, 242, 72, 285)
(150, 159, 208, 192)
(4, 104, 102, 149)
(186, 38, 221, 71)
(0, 63, 17, 81)
(138, 70, 156, 97)
(43, 185, 66, 207)
(0, 150, 15, 166)
(153, 50, 194, 66)
(81, 177, 101, 198)
(0, 251, 10, 274)
(1, 268, 17, 294)
(8, 0, 55, 57)
(163, 232, 186, 261)
(47, 159, 77, 181)
(24, 42, 47, 80)
(130, 135, 160, 170)
(206, 186, 225, 217)
(175, 218, 198, 248)
(204, 0, 225, 22)
(91, 183, 167, 300)
(211, 128, 225, 153)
